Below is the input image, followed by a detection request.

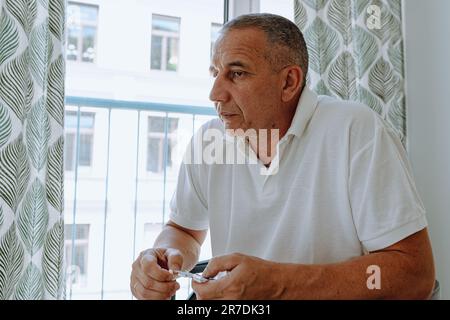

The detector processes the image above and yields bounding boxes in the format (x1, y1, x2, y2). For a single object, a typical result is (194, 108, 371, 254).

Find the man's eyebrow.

(227, 60, 249, 68)
(209, 61, 250, 73)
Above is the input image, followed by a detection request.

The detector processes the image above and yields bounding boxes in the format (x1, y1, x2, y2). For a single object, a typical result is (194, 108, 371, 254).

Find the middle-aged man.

(130, 13, 435, 299)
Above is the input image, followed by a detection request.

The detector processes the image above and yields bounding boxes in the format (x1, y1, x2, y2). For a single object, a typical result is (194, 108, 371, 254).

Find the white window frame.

(146, 115, 178, 174)
(210, 22, 222, 58)
(65, 224, 90, 288)
(228, 0, 260, 19)
(65, 109, 96, 173)
(66, 1, 99, 63)
(150, 14, 181, 72)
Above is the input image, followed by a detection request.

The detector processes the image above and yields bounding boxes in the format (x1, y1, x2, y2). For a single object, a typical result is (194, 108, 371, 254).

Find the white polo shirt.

(169, 88, 427, 264)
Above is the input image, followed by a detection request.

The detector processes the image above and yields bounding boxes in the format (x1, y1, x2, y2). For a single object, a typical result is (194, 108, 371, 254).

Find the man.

(130, 13, 435, 299)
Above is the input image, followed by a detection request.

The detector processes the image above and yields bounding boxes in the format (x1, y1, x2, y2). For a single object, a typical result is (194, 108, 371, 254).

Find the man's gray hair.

(221, 13, 309, 87)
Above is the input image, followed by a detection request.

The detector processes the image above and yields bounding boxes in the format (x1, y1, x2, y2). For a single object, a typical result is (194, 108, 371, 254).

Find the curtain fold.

(0, 0, 65, 299)
(294, 0, 406, 141)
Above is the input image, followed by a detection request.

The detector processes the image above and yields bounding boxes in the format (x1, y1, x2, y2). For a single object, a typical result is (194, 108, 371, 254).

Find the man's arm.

(279, 228, 435, 299)
(154, 220, 207, 272)
(193, 228, 435, 299)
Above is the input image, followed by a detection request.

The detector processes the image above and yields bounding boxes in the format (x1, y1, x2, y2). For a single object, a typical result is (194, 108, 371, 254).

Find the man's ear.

(281, 66, 303, 102)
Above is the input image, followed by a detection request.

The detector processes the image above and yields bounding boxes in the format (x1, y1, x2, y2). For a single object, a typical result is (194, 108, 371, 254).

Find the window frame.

(146, 115, 179, 174)
(210, 22, 223, 58)
(228, 0, 259, 19)
(66, 1, 99, 63)
(64, 110, 96, 172)
(65, 224, 90, 288)
(150, 14, 181, 72)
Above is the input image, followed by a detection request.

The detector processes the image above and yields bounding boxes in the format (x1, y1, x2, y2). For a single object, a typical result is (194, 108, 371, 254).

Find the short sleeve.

(349, 123, 427, 252)
(169, 160, 209, 231)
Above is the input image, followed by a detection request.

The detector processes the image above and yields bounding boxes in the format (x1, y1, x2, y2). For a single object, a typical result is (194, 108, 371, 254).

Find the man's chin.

(221, 119, 242, 131)
(224, 127, 258, 139)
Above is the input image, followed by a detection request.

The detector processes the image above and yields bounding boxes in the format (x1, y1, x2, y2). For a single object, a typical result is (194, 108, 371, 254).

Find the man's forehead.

(211, 50, 256, 69)
(211, 29, 268, 68)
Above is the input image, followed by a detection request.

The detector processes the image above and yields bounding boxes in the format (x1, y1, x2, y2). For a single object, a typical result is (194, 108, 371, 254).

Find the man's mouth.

(220, 112, 238, 119)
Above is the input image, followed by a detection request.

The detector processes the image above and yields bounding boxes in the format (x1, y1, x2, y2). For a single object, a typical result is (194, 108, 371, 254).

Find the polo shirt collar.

(285, 86, 319, 139)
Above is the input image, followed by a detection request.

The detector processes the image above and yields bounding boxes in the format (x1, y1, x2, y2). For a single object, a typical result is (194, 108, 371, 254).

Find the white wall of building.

(65, 0, 298, 300)
(66, 0, 222, 105)
(403, 0, 450, 299)
(65, 0, 222, 299)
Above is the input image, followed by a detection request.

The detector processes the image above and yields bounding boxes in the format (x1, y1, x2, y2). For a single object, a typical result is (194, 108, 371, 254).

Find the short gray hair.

(220, 13, 308, 87)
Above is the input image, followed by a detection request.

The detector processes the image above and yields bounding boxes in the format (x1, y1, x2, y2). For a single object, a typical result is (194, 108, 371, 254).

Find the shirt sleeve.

(169, 160, 209, 231)
(349, 121, 427, 252)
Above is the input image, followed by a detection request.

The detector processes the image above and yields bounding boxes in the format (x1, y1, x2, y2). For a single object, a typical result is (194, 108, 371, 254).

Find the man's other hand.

(130, 248, 182, 299)
(192, 253, 282, 300)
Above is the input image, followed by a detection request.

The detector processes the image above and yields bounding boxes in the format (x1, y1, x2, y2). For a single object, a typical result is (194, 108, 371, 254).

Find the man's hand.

(192, 253, 283, 300)
(192, 230, 434, 300)
(130, 248, 182, 300)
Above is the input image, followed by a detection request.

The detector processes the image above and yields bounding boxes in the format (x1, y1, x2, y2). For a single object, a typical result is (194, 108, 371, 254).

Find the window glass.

(67, 2, 98, 63)
(210, 22, 222, 58)
(64, 111, 95, 171)
(151, 15, 180, 71)
(65, 224, 90, 287)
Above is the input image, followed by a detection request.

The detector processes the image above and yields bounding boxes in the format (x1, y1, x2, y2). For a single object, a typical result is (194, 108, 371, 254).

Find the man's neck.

(248, 102, 298, 165)
(247, 132, 279, 166)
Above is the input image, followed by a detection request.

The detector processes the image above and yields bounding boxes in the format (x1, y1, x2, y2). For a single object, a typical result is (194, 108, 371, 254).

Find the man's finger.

(133, 280, 176, 300)
(192, 275, 228, 300)
(203, 253, 241, 278)
(165, 249, 183, 271)
(140, 252, 174, 282)
(135, 268, 179, 294)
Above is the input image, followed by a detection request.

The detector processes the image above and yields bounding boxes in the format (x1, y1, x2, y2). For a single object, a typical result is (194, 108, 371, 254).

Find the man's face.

(209, 28, 283, 132)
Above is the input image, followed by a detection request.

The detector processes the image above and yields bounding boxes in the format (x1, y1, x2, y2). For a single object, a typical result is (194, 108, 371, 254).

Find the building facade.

(64, 0, 293, 299)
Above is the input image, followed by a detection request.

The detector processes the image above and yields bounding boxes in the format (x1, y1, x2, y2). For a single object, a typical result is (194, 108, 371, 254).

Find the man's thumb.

(166, 249, 183, 271)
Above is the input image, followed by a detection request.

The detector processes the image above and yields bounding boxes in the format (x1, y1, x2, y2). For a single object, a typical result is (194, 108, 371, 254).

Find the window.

(65, 224, 90, 287)
(210, 23, 222, 58)
(65, 111, 95, 171)
(64, 0, 224, 300)
(150, 14, 180, 71)
(147, 116, 179, 173)
(259, 0, 295, 22)
(66, 2, 99, 62)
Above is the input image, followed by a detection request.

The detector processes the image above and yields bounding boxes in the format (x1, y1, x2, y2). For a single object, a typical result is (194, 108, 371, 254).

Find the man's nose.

(209, 76, 229, 103)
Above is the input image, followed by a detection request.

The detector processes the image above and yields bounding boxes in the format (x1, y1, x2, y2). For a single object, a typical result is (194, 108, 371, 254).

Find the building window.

(66, 2, 99, 63)
(150, 14, 180, 71)
(210, 23, 222, 58)
(65, 224, 90, 287)
(147, 116, 179, 173)
(65, 111, 95, 171)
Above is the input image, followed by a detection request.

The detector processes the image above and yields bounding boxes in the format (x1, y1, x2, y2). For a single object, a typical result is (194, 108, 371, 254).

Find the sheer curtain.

(294, 0, 406, 141)
(0, 0, 65, 299)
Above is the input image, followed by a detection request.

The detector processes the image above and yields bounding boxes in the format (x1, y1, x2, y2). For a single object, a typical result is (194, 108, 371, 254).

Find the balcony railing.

(64, 96, 216, 299)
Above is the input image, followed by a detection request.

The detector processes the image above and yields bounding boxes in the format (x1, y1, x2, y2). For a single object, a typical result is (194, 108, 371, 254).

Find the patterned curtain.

(0, 0, 65, 299)
(294, 0, 406, 141)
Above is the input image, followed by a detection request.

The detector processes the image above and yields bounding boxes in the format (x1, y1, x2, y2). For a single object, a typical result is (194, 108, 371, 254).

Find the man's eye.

(231, 71, 245, 79)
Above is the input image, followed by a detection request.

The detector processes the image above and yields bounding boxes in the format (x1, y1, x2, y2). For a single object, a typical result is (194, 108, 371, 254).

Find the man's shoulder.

(312, 95, 386, 134)
(316, 95, 378, 123)
(311, 95, 404, 154)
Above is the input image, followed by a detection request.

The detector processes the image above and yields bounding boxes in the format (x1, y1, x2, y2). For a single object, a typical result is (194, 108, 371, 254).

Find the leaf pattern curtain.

(0, 0, 65, 299)
(294, 0, 406, 141)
